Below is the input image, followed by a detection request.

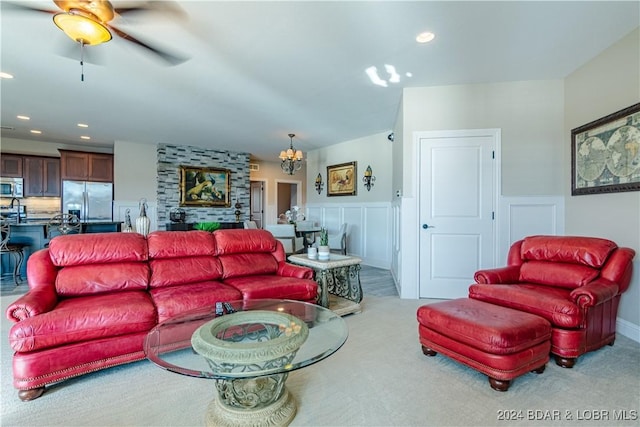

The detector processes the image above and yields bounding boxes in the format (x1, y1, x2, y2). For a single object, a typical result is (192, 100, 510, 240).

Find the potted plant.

(318, 228, 330, 260)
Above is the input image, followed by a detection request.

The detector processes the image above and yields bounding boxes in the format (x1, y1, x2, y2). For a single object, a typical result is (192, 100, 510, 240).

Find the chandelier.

(279, 133, 304, 175)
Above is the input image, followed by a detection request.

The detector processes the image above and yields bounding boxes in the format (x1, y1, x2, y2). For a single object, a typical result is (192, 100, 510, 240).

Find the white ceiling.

(1, 1, 638, 161)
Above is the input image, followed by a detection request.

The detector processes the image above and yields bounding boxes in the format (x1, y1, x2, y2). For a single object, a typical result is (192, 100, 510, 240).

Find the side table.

(288, 253, 363, 316)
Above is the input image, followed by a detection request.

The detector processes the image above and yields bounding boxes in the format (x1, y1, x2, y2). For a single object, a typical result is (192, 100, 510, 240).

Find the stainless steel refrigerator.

(62, 181, 113, 221)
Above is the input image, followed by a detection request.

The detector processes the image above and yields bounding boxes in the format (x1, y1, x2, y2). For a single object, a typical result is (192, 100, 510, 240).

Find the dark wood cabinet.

(1, 155, 23, 177)
(24, 156, 61, 197)
(88, 153, 113, 182)
(59, 150, 113, 182)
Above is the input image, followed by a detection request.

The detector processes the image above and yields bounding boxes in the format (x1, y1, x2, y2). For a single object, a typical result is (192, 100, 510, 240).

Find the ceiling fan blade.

(109, 25, 188, 66)
(57, 40, 106, 66)
(2, 1, 56, 15)
(114, 1, 187, 21)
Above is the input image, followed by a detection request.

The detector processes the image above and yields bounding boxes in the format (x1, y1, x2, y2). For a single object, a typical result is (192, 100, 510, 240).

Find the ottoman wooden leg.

(421, 345, 437, 357)
(532, 364, 546, 374)
(555, 356, 576, 368)
(488, 378, 511, 392)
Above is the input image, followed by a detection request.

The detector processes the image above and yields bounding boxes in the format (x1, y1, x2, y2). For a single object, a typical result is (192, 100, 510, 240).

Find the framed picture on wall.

(327, 161, 357, 196)
(180, 166, 231, 207)
(571, 103, 640, 195)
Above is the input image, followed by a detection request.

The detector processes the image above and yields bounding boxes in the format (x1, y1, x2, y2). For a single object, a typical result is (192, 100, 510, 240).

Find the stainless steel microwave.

(0, 177, 24, 198)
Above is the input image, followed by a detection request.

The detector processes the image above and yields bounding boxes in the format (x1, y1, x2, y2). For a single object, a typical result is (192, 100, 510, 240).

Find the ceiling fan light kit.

(52, 1, 114, 45)
(53, 12, 112, 45)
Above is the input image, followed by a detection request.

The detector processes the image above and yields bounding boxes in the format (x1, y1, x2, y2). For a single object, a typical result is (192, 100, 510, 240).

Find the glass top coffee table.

(144, 299, 348, 426)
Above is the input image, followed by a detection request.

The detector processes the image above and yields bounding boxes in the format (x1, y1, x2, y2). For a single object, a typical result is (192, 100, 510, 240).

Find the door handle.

(422, 224, 435, 229)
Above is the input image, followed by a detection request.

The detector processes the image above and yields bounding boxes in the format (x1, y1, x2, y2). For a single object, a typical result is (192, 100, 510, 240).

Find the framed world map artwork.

(571, 103, 640, 196)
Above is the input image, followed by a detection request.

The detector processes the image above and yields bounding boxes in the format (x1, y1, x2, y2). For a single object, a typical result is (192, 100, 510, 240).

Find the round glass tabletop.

(144, 299, 348, 379)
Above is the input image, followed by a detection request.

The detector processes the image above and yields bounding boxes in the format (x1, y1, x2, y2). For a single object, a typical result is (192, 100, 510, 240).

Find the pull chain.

(79, 40, 85, 82)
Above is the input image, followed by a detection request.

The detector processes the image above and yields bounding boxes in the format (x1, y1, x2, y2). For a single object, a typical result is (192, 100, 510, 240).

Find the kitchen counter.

(2, 221, 124, 280)
(12, 220, 123, 227)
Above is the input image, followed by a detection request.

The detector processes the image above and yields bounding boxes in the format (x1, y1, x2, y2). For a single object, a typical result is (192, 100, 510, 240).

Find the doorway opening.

(275, 180, 302, 223)
(249, 180, 265, 228)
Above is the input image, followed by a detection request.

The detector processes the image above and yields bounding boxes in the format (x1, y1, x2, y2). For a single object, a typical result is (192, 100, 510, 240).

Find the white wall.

(306, 132, 393, 204)
(0, 138, 112, 156)
(395, 80, 566, 298)
(113, 140, 159, 233)
(401, 80, 565, 198)
(302, 132, 394, 268)
(113, 140, 157, 203)
(564, 28, 640, 338)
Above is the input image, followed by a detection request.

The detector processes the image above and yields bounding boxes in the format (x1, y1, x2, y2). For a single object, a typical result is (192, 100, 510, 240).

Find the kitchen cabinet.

(1, 155, 23, 177)
(59, 150, 113, 182)
(23, 156, 61, 197)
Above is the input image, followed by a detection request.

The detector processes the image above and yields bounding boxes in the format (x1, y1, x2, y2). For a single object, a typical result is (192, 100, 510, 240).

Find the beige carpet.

(1, 294, 639, 427)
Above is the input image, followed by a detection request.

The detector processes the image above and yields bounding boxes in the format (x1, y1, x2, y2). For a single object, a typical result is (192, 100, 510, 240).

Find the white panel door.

(419, 131, 496, 299)
(250, 181, 264, 228)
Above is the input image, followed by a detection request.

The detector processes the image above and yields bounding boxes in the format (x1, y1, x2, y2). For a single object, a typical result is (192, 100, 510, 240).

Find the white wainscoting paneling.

(498, 196, 565, 261)
(306, 202, 392, 269)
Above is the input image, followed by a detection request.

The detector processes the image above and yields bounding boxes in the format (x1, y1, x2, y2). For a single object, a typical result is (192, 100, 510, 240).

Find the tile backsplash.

(8, 197, 61, 219)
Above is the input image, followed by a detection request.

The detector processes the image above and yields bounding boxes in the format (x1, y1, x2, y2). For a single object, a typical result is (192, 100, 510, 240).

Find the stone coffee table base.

(205, 383, 297, 427)
(191, 310, 309, 427)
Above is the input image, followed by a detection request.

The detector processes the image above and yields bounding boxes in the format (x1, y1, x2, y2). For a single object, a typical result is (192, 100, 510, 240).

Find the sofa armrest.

(277, 262, 314, 280)
(6, 288, 58, 322)
(474, 266, 520, 284)
(6, 248, 59, 323)
(570, 279, 619, 308)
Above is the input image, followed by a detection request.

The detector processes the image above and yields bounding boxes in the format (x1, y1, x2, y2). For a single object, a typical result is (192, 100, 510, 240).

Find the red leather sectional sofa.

(5, 229, 317, 401)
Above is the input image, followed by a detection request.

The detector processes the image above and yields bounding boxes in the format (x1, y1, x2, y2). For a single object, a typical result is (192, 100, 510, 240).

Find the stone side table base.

(329, 295, 362, 316)
(206, 388, 297, 427)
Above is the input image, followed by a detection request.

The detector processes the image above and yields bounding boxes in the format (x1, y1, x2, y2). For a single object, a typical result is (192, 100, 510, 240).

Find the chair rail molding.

(305, 202, 392, 269)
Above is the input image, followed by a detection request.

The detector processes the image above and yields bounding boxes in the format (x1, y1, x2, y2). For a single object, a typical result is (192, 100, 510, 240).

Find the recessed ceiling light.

(385, 65, 400, 83)
(365, 66, 388, 87)
(0, 72, 14, 79)
(416, 31, 435, 43)
(77, 123, 89, 128)
(406, 72, 413, 78)
(80, 135, 91, 140)
(30, 130, 42, 134)
(17, 115, 30, 120)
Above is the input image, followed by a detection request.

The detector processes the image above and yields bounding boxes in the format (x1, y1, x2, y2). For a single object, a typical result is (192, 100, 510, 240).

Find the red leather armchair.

(469, 235, 635, 368)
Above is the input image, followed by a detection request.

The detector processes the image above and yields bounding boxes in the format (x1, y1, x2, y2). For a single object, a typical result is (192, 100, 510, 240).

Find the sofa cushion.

(214, 229, 277, 255)
(150, 281, 243, 323)
(149, 257, 223, 288)
(223, 275, 318, 301)
(49, 233, 148, 266)
(468, 283, 581, 328)
(56, 262, 150, 296)
(147, 231, 216, 259)
(219, 253, 279, 279)
(9, 291, 156, 352)
(519, 261, 599, 289)
(521, 235, 617, 268)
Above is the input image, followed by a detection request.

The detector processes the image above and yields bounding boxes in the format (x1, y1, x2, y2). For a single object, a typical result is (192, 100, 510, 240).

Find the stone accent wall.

(157, 144, 250, 229)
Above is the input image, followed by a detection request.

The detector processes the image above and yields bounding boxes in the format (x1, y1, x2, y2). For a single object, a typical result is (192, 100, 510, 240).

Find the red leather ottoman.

(417, 298, 551, 391)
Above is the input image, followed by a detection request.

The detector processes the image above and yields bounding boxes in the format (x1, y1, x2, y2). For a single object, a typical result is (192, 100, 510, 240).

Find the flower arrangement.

(285, 206, 305, 224)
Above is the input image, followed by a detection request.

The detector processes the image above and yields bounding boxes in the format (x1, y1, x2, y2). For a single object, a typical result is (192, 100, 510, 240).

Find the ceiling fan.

(6, 0, 188, 67)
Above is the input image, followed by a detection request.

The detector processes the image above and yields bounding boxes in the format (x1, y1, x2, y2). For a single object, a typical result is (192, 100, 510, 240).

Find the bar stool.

(0, 220, 28, 286)
(44, 213, 81, 247)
